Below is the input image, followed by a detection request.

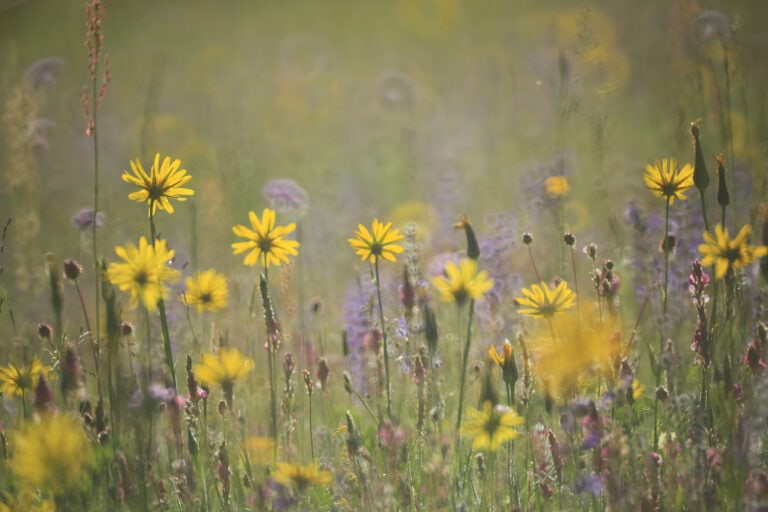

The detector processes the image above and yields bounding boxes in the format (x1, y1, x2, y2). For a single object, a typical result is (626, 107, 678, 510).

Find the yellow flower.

(231, 208, 300, 268)
(699, 224, 768, 279)
(631, 380, 644, 401)
(0, 490, 55, 512)
(243, 436, 275, 467)
(544, 175, 570, 197)
(184, 269, 228, 313)
(643, 158, 694, 204)
(122, 153, 194, 215)
(348, 219, 405, 264)
(194, 347, 254, 390)
(106, 237, 180, 311)
(0, 356, 51, 398)
(460, 401, 523, 452)
(532, 305, 619, 399)
(272, 462, 333, 492)
(516, 280, 576, 319)
(489, 339, 517, 385)
(432, 258, 494, 304)
(8, 414, 90, 496)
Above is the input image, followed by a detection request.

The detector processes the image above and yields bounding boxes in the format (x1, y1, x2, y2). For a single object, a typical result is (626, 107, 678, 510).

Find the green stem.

(455, 298, 476, 435)
(373, 259, 392, 419)
(149, 209, 177, 390)
(662, 197, 670, 317)
(308, 393, 315, 461)
(75, 280, 102, 397)
(91, 60, 101, 413)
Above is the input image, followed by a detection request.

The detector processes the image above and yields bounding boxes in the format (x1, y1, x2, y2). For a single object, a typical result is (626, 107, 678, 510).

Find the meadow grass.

(1, 1, 768, 510)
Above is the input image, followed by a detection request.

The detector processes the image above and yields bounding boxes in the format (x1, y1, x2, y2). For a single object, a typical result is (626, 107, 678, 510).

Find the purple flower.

(575, 472, 603, 496)
(71, 207, 105, 231)
(262, 178, 309, 216)
(25, 57, 64, 89)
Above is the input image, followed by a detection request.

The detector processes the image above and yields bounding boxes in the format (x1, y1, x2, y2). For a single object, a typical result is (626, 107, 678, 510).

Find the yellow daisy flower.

(516, 280, 577, 319)
(184, 269, 228, 313)
(231, 208, 300, 268)
(194, 347, 254, 391)
(271, 462, 333, 492)
(106, 237, 180, 311)
(8, 413, 90, 496)
(460, 401, 523, 452)
(432, 258, 493, 304)
(643, 157, 694, 204)
(122, 153, 194, 215)
(699, 224, 768, 279)
(0, 356, 52, 398)
(348, 219, 404, 264)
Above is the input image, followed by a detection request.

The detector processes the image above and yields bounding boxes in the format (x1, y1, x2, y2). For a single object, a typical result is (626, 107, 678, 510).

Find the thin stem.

(527, 246, 542, 283)
(454, 298, 476, 435)
(149, 208, 177, 390)
(75, 280, 102, 397)
(91, 59, 101, 410)
(569, 246, 580, 319)
(262, 254, 278, 462)
(308, 393, 315, 461)
(373, 259, 392, 419)
(662, 197, 670, 317)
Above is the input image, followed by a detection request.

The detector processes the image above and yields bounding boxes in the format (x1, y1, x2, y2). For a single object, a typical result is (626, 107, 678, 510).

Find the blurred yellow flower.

(349, 219, 404, 264)
(432, 258, 493, 304)
(272, 462, 333, 492)
(243, 436, 275, 467)
(632, 379, 644, 401)
(643, 158, 694, 204)
(516, 280, 576, 319)
(532, 306, 620, 399)
(0, 490, 55, 512)
(460, 401, 523, 452)
(194, 347, 254, 390)
(231, 208, 300, 268)
(699, 224, 768, 279)
(8, 414, 90, 496)
(122, 153, 194, 216)
(106, 237, 180, 311)
(0, 356, 51, 398)
(544, 175, 570, 197)
(184, 269, 228, 313)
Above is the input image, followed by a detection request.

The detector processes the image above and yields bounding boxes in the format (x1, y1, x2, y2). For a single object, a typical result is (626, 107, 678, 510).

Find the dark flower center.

(134, 270, 149, 286)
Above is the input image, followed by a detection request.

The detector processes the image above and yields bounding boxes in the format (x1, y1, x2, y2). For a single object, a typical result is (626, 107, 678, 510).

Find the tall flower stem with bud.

(83, 0, 109, 377)
(348, 219, 405, 419)
(643, 157, 694, 452)
(64, 259, 102, 397)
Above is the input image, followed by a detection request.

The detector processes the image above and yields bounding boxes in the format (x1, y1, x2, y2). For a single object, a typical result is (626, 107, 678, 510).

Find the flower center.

(134, 270, 149, 286)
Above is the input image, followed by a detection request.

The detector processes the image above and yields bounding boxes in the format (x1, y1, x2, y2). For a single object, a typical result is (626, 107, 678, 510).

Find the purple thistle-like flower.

(262, 179, 309, 216)
(71, 207, 105, 231)
(25, 57, 64, 89)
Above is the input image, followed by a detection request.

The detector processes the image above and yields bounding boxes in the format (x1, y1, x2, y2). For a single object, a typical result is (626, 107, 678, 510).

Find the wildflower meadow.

(3, 1, 768, 510)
